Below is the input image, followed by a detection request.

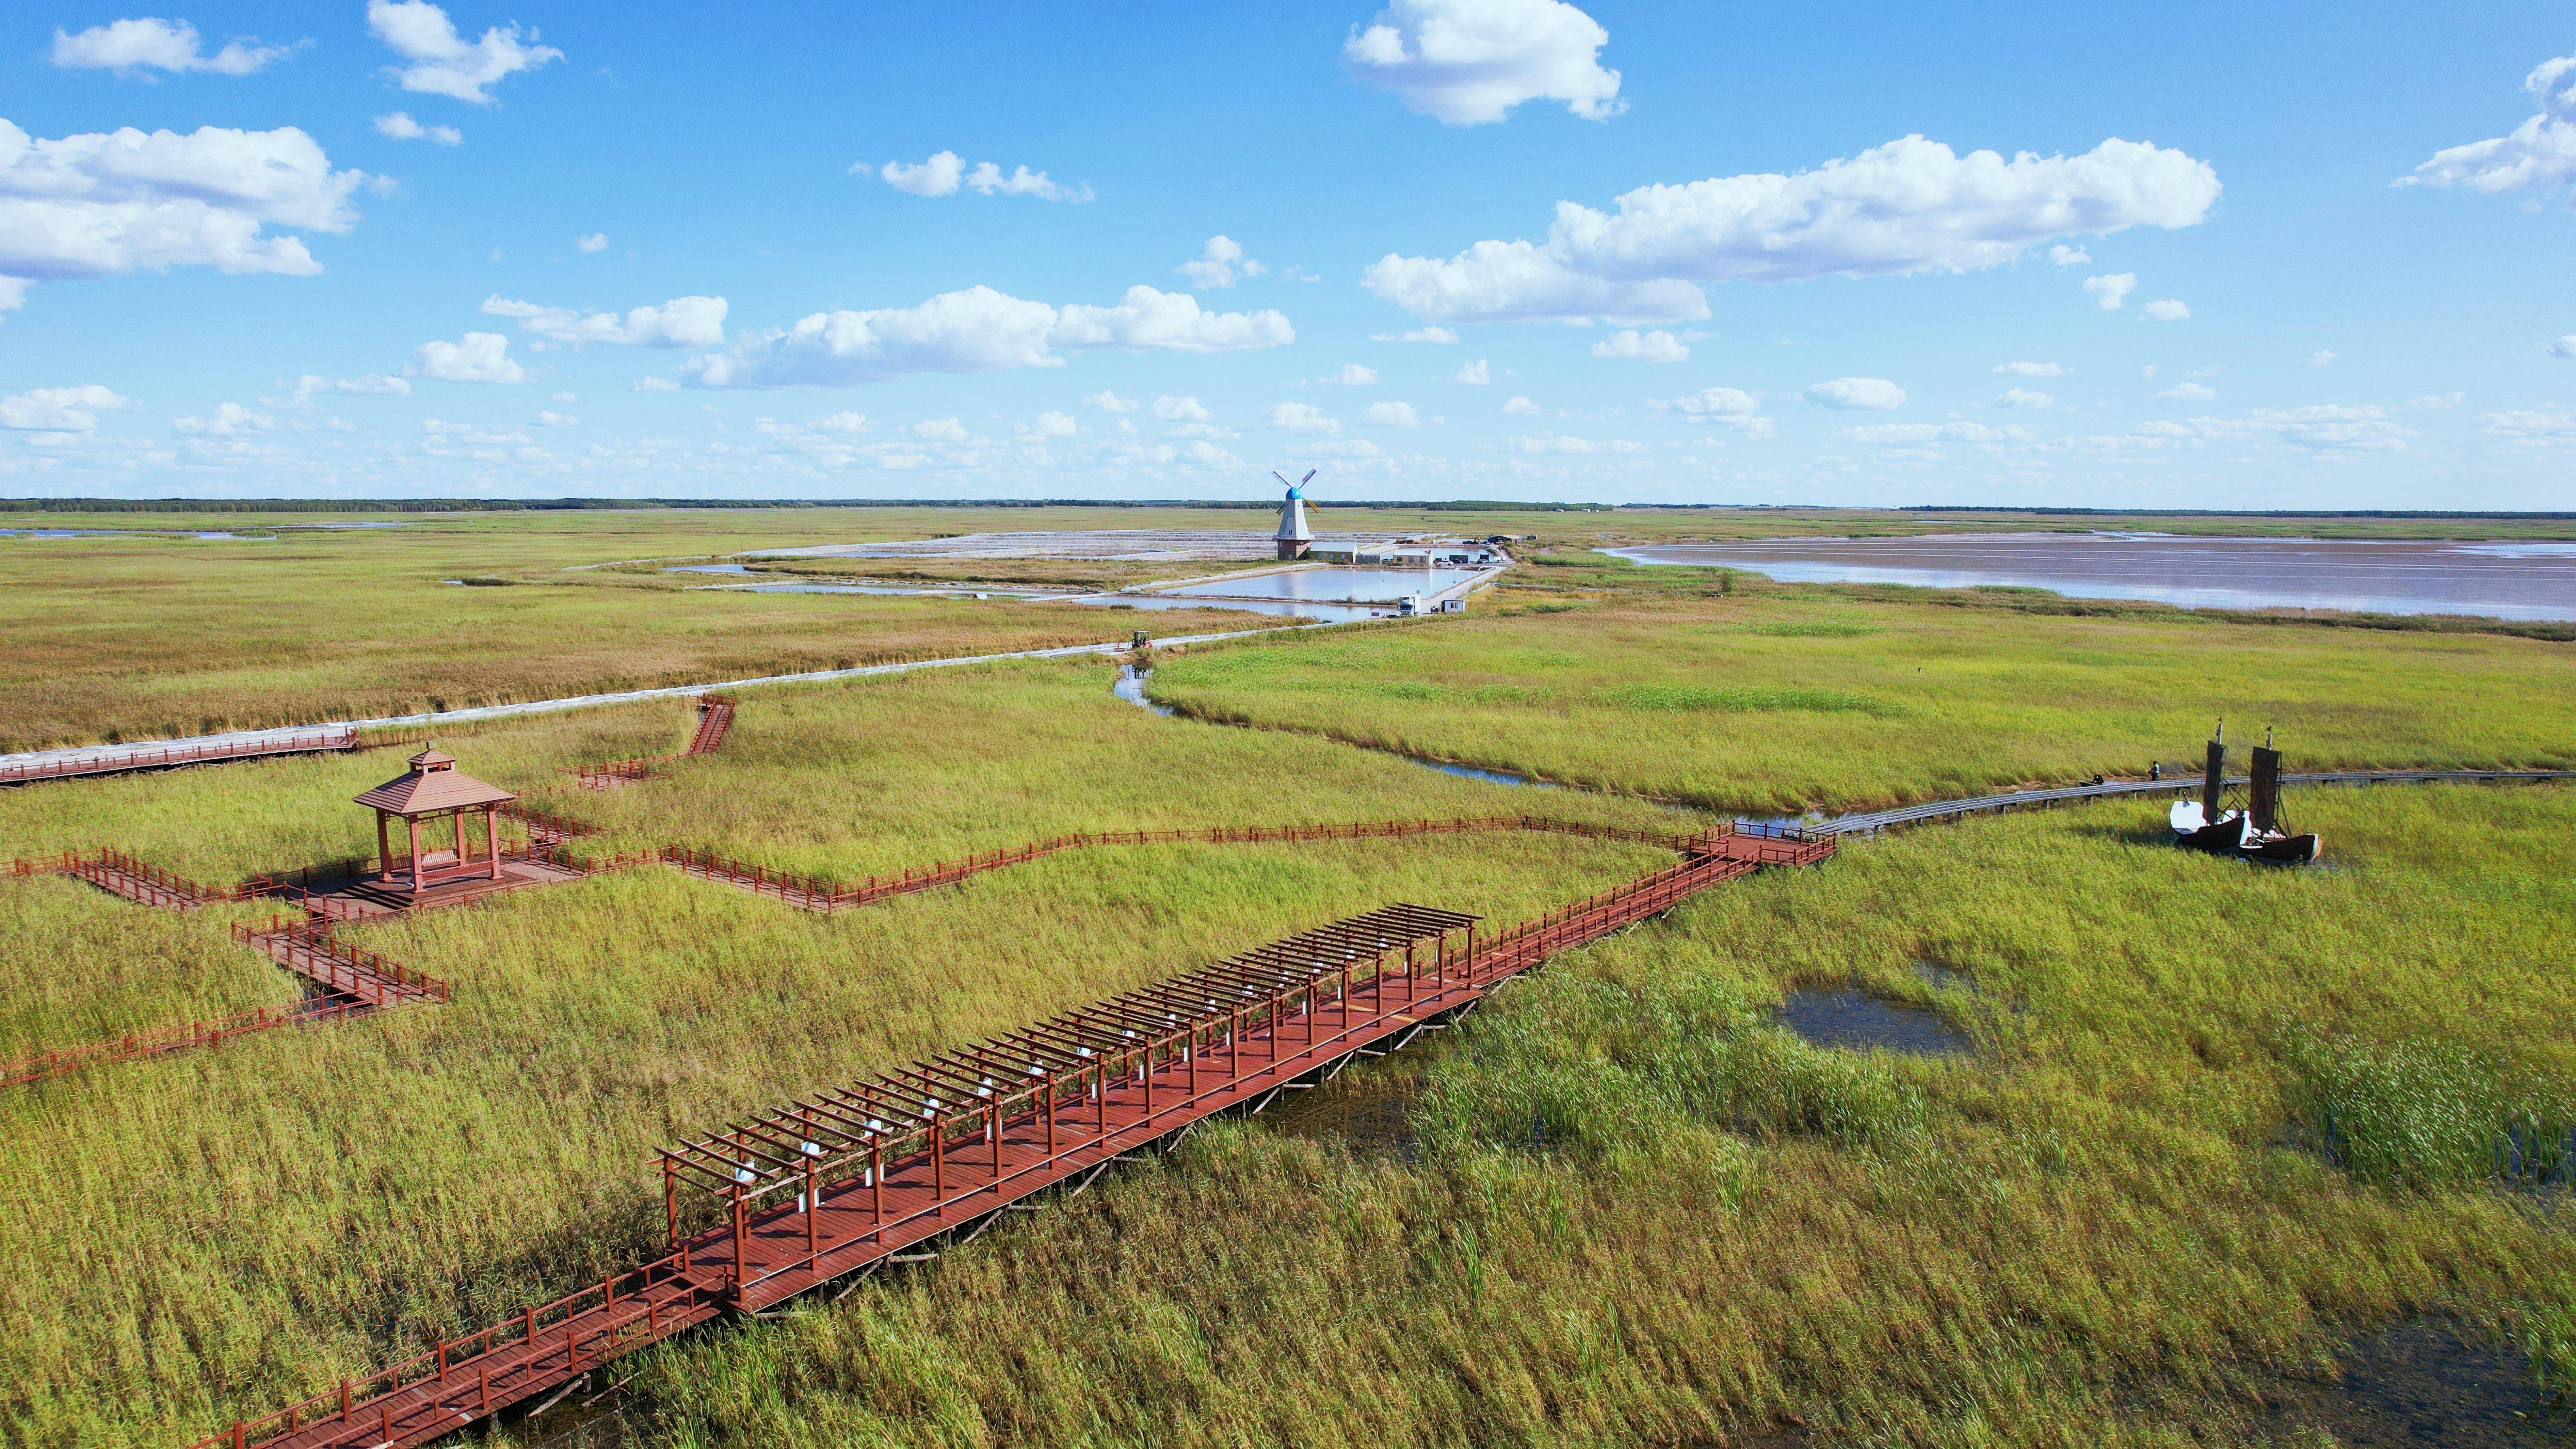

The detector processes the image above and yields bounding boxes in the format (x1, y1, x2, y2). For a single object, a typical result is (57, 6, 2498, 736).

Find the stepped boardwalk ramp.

(189, 827, 1832, 1449)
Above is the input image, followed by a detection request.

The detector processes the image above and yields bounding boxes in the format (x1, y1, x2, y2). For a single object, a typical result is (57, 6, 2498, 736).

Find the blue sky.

(2, 0, 2572, 506)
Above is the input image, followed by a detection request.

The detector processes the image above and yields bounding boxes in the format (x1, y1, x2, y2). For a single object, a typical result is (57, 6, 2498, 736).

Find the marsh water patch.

(2245, 1317, 2576, 1447)
(1610, 535, 2576, 623)
(1778, 984, 1974, 1057)
(1256, 1059, 1427, 1161)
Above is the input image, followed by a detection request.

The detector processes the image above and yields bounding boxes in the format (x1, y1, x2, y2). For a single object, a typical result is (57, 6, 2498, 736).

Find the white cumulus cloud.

(1843, 420, 2035, 446)
(2083, 272, 2137, 310)
(2310, 349, 2336, 366)
(534, 409, 576, 425)
(1995, 387, 2053, 409)
(1650, 386, 1772, 435)
(0, 383, 130, 432)
(481, 294, 727, 347)
(2550, 336, 2576, 360)
(1178, 235, 1264, 289)
(2048, 243, 2091, 266)
(683, 286, 1287, 388)
(632, 376, 679, 392)
(2156, 381, 2216, 401)
(2159, 404, 2413, 454)
(2405, 52, 2576, 196)
(1084, 390, 1139, 412)
(1152, 395, 1212, 421)
(575, 232, 608, 253)
(290, 372, 410, 403)
(866, 151, 1089, 201)
(173, 400, 273, 436)
(1266, 402, 1340, 435)
(1371, 325, 1458, 343)
(1454, 358, 1490, 384)
(0, 120, 370, 306)
(52, 17, 295, 75)
(1363, 400, 1421, 426)
(1994, 360, 2065, 376)
(1805, 377, 1905, 410)
(367, 0, 560, 105)
(2143, 298, 2190, 321)
(1590, 328, 1687, 362)
(408, 331, 527, 383)
(1327, 362, 1379, 385)
(1501, 394, 1541, 414)
(2478, 409, 2576, 444)
(1508, 433, 1642, 454)
(1022, 411, 1078, 438)
(373, 112, 460, 145)
(1344, 0, 1623, 125)
(1364, 136, 2219, 324)
(812, 411, 871, 432)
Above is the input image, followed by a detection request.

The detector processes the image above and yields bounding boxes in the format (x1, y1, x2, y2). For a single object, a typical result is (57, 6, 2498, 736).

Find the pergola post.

(453, 809, 469, 874)
(484, 806, 501, 879)
(376, 810, 393, 883)
(407, 815, 424, 894)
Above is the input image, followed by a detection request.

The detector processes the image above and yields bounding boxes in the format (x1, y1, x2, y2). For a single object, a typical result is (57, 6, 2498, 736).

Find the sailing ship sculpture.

(2169, 723, 2323, 863)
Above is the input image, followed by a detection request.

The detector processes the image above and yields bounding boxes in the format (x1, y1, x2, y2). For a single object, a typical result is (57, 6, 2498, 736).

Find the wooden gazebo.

(354, 749, 518, 895)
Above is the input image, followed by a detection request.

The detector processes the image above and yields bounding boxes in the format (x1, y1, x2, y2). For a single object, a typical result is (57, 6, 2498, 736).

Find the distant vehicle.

(1397, 594, 1424, 616)
(2169, 724, 2321, 863)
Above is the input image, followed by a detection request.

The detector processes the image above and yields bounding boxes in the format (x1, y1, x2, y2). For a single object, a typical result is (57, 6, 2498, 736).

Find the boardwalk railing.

(0, 728, 355, 787)
(574, 694, 738, 789)
(0, 998, 369, 1090)
(232, 917, 450, 1006)
(188, 830, 1835, 1449)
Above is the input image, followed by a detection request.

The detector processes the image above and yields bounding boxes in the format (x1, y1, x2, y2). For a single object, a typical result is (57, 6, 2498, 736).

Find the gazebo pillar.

(453, 809, 469, 872)
(408, 815, 425, 895)
(376, 810, 393, 883)
(485, 806, 502, 880)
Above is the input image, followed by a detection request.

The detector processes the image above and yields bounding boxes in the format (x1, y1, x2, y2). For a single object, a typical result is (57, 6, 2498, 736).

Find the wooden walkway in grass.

(1815, 768, 2576, 837)
(188, 829, 1834, 1449)
(0, 729, 358, 788)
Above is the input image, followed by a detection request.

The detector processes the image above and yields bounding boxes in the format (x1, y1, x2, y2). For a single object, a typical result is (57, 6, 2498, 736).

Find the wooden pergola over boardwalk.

(354, 750, 516, 897)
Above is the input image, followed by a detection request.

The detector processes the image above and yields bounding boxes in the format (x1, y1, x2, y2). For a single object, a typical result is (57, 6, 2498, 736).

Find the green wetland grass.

(0, 660, 1676, 1448)
(1147, 587, 2576, 812)
(4, 604, 2573, 1446)
(619, 781, 2576, 1449)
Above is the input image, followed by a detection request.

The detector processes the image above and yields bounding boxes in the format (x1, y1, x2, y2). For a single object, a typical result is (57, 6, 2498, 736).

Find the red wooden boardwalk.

(190, 829, 1832, 1449)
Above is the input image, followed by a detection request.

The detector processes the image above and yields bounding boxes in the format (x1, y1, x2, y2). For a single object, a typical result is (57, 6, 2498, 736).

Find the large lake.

(1609, 535, 2576, 622)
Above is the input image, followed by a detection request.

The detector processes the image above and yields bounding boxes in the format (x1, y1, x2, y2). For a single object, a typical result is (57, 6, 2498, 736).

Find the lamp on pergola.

(354, 749, 518, 895)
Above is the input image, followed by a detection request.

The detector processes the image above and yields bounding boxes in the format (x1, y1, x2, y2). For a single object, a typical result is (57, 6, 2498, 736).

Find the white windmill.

(1272, 469, 1315, 560)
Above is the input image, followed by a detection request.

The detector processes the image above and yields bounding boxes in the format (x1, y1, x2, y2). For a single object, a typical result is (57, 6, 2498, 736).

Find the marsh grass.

(0, 881, 288, 1061)
(1151, 590, 2576, 811)
(2280, 1030, 2574, 1190)
(0, 659, 1680, 1448)
(618, 782, 2576, 1448)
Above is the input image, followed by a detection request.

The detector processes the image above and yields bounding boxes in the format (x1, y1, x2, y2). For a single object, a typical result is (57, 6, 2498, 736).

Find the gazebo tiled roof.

(354, 749, 517, 817)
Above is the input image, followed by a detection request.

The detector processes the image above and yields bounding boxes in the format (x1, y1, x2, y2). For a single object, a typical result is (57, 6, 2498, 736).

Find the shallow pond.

(1161, 566, 1488, 605)
(1777, 984, 1974, 1056)
(1610, 534, 2576, 623)
(2246, 1316, 2574, 1446)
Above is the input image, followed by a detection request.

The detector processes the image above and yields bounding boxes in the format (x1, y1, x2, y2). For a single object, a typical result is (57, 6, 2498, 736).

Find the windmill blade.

(1300, 469, 1317, 484)
(1271, 471, 1291, 486)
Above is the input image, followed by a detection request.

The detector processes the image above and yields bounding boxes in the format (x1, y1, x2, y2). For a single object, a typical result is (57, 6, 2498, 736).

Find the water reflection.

(1778, 984, 1974, 1056)
(1258, 1059, 1427, 1160)
(2244, 1316, 2574, 1446)
(1609, 535, 2576, 623)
